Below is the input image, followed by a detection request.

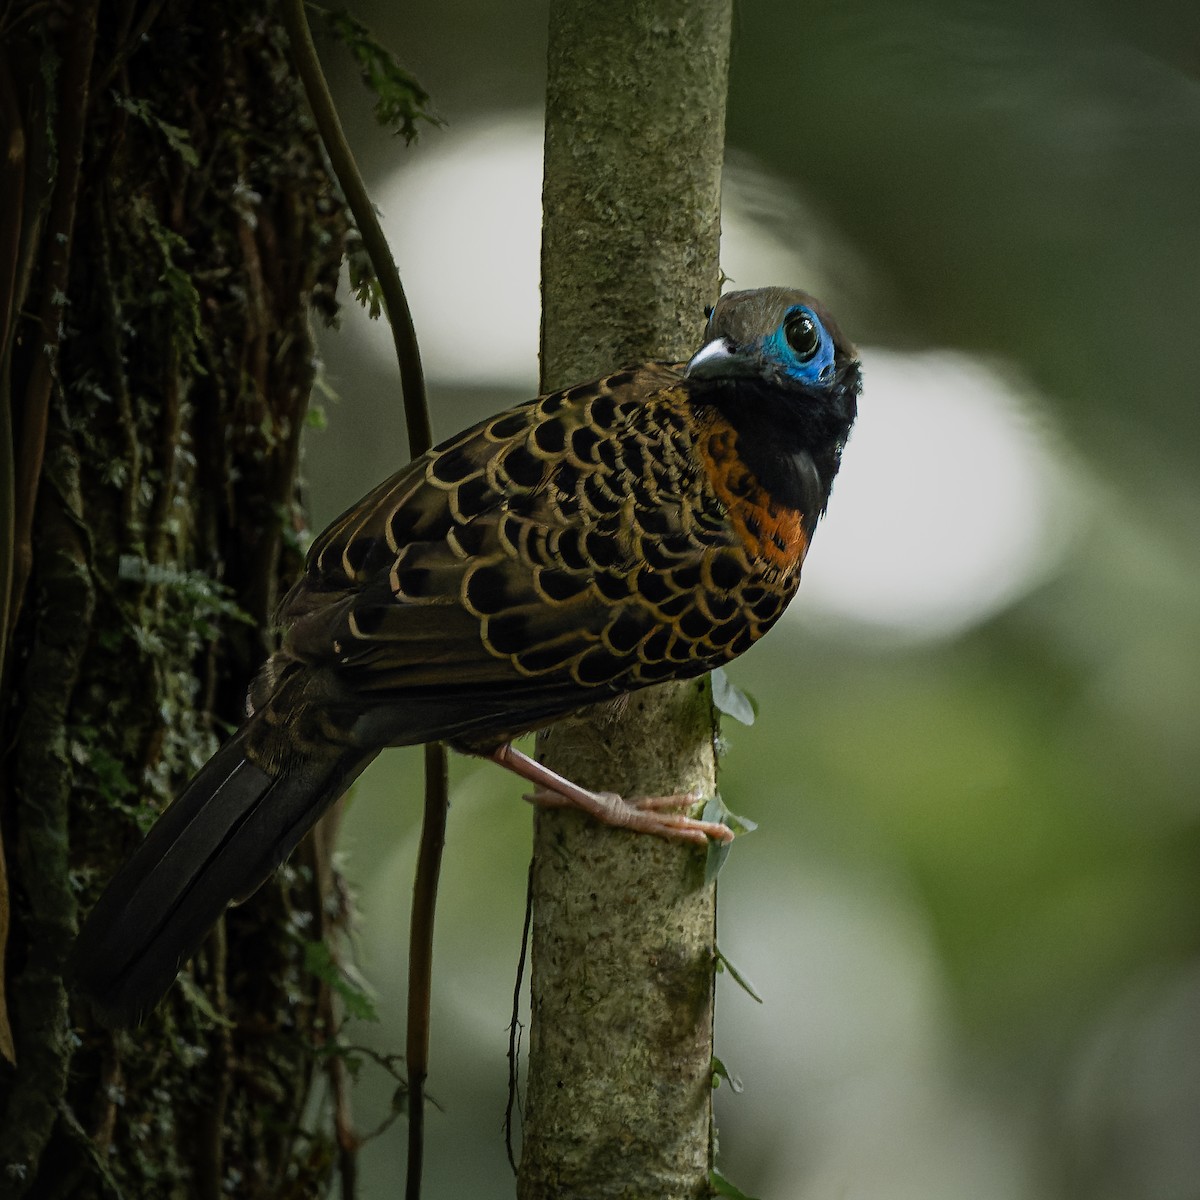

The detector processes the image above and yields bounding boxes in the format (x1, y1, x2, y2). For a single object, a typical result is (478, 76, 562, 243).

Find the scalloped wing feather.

(266, 362, 808, 746)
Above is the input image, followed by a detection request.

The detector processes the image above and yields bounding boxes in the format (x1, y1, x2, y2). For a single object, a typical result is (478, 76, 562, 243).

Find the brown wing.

(268, 363, 798, 748)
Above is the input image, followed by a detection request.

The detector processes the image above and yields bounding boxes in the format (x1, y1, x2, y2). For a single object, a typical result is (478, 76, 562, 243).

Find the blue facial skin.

(762, 305, 837, 387)
(686, 300, 842, 391)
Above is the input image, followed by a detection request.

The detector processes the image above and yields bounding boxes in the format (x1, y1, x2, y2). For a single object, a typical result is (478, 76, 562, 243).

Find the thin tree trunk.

(0, 3, 348, 1195)
(519, 2, 732, 1196)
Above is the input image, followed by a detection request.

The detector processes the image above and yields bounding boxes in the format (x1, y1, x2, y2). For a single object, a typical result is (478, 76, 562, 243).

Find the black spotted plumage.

(73, 287, 861, 1026)
(290, 365, 752, 718)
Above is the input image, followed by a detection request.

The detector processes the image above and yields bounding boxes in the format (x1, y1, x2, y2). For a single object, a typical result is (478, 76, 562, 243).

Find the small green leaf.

(710, 1056, 744, 1094)
(304, 940, 379, 1022)
(714, 945, 763, 1004)
(112, 93, 200, 166)
(701, 794, 731, 884)
(704, 836, 730, 885)
(321, 7, 441, 142)
(347, 242, 384, 318)
(709, 1167, 762, 1200)
(701, 793, 759, 883)
(711, 668, 757, 725)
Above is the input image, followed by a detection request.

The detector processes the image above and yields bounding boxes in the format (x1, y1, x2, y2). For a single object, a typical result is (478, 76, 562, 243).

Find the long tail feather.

(71, 725, 373, 1027)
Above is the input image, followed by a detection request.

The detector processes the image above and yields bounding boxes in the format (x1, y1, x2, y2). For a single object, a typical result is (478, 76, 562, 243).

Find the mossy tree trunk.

(0, 2, 349, 1196)
(519, 2, 732, 1197)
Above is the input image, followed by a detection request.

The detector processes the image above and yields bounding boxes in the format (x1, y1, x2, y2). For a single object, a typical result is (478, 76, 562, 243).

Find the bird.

(72, 286, 861, 1027)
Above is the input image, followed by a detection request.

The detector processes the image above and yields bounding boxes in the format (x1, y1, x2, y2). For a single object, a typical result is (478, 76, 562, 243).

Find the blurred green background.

(301, 2, 1200, 1196)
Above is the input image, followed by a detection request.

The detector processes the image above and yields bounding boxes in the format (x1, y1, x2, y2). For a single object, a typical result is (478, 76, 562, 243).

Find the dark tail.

(71, 725, 374, 1027)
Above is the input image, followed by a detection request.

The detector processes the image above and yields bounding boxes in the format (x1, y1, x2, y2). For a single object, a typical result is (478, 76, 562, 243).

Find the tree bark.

(518, 2, 732, 1197)
(0, 2, 348, 1195)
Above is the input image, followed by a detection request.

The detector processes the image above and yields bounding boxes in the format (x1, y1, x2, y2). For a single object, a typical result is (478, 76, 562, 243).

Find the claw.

(489, 743, 730, 846)
(524, 787, 731, 847)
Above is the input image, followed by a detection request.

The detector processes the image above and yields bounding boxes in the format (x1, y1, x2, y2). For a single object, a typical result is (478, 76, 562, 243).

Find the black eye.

(784, 311, 820, 361)
(703, 304, 714, 319)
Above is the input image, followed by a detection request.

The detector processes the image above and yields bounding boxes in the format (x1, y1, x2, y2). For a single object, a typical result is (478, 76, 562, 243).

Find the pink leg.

(487, 744, 733, 847)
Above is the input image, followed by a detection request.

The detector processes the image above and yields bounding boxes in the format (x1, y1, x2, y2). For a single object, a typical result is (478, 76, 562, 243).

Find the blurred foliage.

(727, 0, 1200, 545)
(301, 1, 1200, 1197)
(320, 5, 441, 142)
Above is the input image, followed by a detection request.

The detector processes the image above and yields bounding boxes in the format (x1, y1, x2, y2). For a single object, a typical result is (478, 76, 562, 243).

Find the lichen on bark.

(519, 2, 734, 1197)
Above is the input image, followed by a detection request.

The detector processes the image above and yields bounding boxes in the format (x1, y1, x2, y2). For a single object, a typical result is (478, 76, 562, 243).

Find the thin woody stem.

(280, 6, 445, 1198)
(279, 0, 433, 459)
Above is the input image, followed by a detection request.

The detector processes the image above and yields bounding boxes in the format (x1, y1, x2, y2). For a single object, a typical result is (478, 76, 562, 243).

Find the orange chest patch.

(696, 416, 809, 572)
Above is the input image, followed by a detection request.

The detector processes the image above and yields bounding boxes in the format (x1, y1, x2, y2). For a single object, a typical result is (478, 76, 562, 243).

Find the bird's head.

(686, 286, 860, 439)
(684, 287, 862, 521)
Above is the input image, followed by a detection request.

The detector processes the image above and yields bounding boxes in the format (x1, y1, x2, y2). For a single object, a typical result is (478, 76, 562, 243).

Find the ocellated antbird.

(72, 287, 861, 1026)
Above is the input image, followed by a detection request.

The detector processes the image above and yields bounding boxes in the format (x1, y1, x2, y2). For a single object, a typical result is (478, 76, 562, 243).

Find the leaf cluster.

(320, 6, 441, 143)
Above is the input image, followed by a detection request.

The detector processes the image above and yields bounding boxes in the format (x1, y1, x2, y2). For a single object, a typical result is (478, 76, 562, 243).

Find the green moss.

(2, 1, 352, 1195)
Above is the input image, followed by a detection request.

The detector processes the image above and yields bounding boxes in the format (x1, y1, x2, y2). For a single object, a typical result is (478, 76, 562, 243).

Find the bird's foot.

(488, 743, 732, 847)
(526, 787, 733, 846)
